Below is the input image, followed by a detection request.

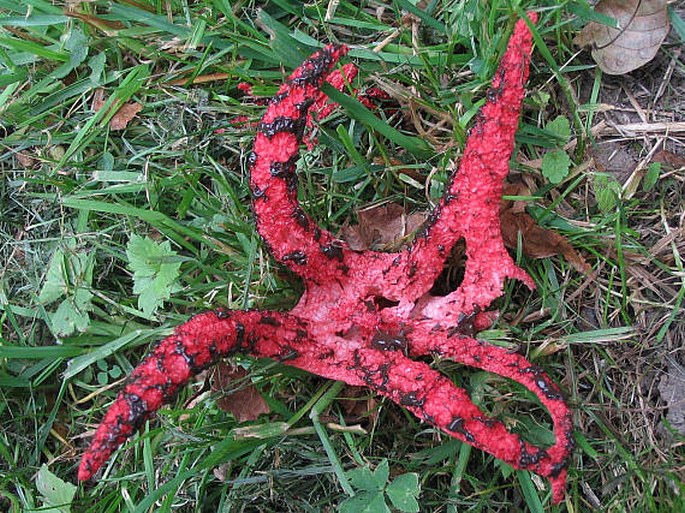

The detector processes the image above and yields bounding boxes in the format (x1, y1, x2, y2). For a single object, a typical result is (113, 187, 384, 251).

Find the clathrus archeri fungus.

(78, 14, 573, 503)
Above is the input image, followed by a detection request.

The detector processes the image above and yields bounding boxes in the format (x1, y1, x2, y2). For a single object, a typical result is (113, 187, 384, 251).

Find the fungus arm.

(272, 336, 571, 503)
(77, 310, 304, 481)
(385, 15, 538, 308)
(250, 45, 367, 283)
(408, 328, 573, 499)
(78, 312, 571, 502)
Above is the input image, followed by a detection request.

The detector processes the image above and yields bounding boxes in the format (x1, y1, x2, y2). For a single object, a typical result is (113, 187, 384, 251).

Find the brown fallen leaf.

(338, 385, 379, 426)
(16, 151, 38, 169)
(91, 89, 143, 131)
(64, 11, 125, 36)
(210, 362, 270, 422)
(341, 191, 590, 275)
(575, 0, 670, 75)
(339, 202, 426, 251)
(653, 149, 685, 169)
(500, 183, 592, 275)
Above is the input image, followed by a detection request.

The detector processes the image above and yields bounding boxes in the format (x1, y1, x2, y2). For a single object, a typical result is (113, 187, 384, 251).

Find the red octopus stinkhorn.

(78, 14, 573, 503)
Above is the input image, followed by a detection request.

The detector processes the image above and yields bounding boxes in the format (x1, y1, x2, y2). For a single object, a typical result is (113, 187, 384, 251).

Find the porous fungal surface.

(79, 14, 573, 504)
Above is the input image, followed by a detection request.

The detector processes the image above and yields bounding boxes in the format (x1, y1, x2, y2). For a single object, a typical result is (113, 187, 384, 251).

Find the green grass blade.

(323, 84, 433, 158)
(63, 328, 168, 379)
(57, 64, 150, 167)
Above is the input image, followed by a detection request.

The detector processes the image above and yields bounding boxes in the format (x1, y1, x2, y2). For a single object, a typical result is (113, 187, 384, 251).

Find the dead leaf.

(340, 203, 427, 251)
(338, 385, 379, 426)
(64, 11, 125, 36)
(212, 462, 233, 482)
(91, 89, 143, 131)
(500, 183, 592, 275)
(210, 362, 270, 422)
(575, 0, 669, 75)
(590, 141, 638, 184)
(16, 151, 38, 169)
(653, 149, 685, 169)
(658, 357, 685, 436)
(341, 192, 590, 274)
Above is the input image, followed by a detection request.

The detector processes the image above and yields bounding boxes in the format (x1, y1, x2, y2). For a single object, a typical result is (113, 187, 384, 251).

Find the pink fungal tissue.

(78, 13, 573, 504)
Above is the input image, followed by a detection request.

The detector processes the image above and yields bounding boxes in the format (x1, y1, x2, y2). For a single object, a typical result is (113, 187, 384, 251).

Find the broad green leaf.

(65, 26, 88, 69)
(594, 173, 621, 212)
(347, 466, 380, 492)
(47, 26, 89, 80)
(88, 51, 106, 85)
(545, 115, 571, 143)
(97, 370, 109, 385)
(386, 473, 420, 512)
(347, 460, 389, 492)
(38, 248, 95, 336)
(372, 459, 390, 487)
(541, 149, 572, 184)
(339, 491, 389, 513)
(38, 248, 68, 304)
(50, 291, 92, 336)
(34, 464, 76, 513)
(643, 161, 661, 191)
(126, 234, 181, 316)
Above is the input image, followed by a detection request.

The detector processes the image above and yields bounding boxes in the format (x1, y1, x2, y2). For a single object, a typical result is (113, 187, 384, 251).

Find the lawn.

(1, 0, 684, 512)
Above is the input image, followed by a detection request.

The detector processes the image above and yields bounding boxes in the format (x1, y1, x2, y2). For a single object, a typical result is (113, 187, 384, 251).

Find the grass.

(1, 0, 684, 511)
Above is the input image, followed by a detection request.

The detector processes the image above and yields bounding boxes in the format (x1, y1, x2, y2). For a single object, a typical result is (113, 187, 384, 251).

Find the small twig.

(168, 72, 232, 86)
(652, 48, 681, 107)
(592, 120, 685, 137)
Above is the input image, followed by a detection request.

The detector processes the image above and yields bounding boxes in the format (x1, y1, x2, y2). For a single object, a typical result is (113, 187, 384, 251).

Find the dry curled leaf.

(500, 183, 591, 274)
(341, 193, 591, 275)
(575, 0, 669, 75)
(653, 149, 685, 169)
(340, 203, 426, 251)
(91, 89, 143, 130)
(210, 362, 270, 422)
